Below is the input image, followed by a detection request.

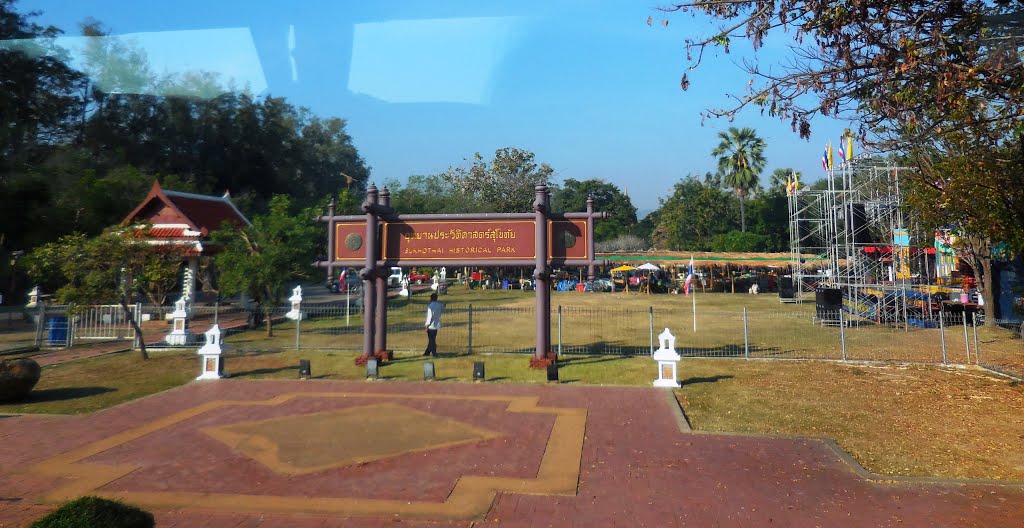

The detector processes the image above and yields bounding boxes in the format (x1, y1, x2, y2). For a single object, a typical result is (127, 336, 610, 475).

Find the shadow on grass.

(231, 365, 299, 377)
(680, 375, 734, 386)
(17, 386, 116, 403)
(557, 355, 629, 367)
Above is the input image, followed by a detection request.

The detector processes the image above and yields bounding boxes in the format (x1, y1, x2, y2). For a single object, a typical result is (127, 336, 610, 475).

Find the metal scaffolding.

(788, 159, 928, 326)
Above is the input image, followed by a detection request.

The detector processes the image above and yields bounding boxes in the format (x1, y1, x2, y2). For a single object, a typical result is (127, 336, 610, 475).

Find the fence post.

(742, 307, 749, 360)
(939, 309, 947, 365)
(295, 310, 302, 352)
(67, 309, 75, 348)
(649, 306, 654, 355)
(839, 309, 847, 361)
(34, 304, 44, 347)
(961, 312, 970, 364)
(345, 288, 351, 326)
(557, 305, 563, 357)
(468, 304, 473, 355)
(972, 313, 980, 365)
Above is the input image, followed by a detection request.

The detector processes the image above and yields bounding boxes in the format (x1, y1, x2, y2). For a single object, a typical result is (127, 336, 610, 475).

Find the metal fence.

(3, 298, 1020, 379)
(261, 300, 1023, 379)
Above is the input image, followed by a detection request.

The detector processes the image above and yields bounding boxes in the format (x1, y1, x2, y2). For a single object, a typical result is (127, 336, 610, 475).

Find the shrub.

(710, 230, 768, 252)
(30, 496, 154, 528)
(596, 234, 648, 253)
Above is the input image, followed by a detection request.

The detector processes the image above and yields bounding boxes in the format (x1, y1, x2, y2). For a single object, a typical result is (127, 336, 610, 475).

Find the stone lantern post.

(652, 328, 681, 388)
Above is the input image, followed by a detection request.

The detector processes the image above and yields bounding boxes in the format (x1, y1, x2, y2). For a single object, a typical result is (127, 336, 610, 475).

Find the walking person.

(423, 292, 445, 357)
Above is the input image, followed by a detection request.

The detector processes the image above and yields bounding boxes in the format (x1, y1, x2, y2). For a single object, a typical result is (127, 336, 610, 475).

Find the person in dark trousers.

(423, 292, 445, 357)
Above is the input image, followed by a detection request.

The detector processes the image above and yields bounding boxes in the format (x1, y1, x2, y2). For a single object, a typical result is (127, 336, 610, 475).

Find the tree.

(664, 0, 1024, 146)
(443, 147, 555, 213)
(768, 168, 799, 196)
(711, 127, 765, 232)
(212, 195, 318, 337)
(0, 0, 83, 171)
(24, 229, 182, 359)
(551, 179, 638, 241)
(663, 0, 1024, 318)
(651, 173, 737, 250)
(387, 174, 470, 214)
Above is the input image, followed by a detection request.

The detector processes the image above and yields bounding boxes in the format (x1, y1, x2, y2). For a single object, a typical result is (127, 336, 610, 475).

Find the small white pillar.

(430, 272, 440, 291)
(165, 297, 193, 345)
(196, 324, 226, 380)
(399, 276, 410, 298)
(652, 328, 682, 388)
(285, 285, 304, 320)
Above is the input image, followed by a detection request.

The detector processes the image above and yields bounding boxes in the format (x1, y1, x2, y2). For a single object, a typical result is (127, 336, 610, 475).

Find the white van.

(387, 267, 403, 288)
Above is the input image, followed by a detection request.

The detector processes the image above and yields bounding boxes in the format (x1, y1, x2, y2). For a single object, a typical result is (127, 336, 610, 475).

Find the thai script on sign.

(402, 228, 518, 241)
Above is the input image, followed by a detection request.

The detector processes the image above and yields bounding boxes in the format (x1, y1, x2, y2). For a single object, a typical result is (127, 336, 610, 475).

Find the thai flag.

(821, 146, 829, 172)
(837, 138, 846, 164)
(684, 256, 695, 295)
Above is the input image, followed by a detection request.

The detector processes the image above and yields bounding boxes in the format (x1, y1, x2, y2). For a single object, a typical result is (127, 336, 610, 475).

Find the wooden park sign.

(314, 183, 607, 368)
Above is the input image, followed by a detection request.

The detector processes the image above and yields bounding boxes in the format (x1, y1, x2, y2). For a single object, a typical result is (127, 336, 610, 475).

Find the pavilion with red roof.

(122, 181, 250, 299)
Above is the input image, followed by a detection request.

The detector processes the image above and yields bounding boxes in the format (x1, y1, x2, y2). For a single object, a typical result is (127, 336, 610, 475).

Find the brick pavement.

(1, 380, 1022, 527)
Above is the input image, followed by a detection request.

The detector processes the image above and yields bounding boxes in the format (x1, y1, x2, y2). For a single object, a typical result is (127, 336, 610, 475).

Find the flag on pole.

(845, 134, 854, 161)
(821, 145, 830, 172)
(827, 142, 833, 171)
(837, 136, 846, 164)
(684, 257, 695, 295)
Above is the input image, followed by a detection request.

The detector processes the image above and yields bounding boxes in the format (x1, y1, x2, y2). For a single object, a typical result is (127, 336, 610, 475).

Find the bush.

(31, 496, 154, 528)
(710, 230, 768, 252)
(596, 234, 648, 253)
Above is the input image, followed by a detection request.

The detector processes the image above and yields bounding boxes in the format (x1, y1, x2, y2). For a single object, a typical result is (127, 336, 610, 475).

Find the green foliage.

(651, 174, 737, 250)
(443, 147, 554, 213)
(0, 2, 371, 263)
(25, 229, 181, 358)
(387, 174, 472, 214)
(711, 127, 766, 232)
(212, 195, 318, 335)
(710, 230, 769, 252)
(551, 179, 638, 241)
(30, 496, 154, 528)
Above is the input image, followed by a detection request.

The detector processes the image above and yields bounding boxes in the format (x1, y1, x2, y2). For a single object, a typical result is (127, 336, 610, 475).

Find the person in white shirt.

(422, 292, 445, 357)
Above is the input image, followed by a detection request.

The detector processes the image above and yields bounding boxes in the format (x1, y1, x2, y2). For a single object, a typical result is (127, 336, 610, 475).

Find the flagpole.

(692, 280, 697, 332)
(691, 257, 697, 332)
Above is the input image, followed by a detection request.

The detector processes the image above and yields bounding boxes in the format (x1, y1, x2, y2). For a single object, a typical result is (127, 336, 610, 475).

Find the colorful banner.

(892, 228, 911, 280)
(934, 229, 958, 279)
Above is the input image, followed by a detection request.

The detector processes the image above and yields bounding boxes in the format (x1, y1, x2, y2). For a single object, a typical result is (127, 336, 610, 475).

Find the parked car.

(408, 269, 431, 284)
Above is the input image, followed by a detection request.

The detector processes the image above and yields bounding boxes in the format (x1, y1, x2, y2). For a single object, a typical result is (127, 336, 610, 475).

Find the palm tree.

(769, 168, 801, 195)
(711, 127, 766, 232)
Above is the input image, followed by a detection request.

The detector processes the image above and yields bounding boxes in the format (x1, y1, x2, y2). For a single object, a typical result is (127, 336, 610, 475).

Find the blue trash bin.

(47, 316, 68, 345)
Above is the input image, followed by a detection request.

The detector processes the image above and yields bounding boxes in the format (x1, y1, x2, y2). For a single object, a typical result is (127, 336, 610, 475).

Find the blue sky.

(19, 0, 853, 215)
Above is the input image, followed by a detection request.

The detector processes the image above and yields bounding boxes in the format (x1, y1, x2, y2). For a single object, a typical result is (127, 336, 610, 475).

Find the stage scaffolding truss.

(787, 159, 934, 326)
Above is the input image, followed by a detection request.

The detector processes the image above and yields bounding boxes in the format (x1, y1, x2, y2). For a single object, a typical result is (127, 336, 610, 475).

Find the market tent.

(610, 265, 637, 272)
(637, 263, 660, 271)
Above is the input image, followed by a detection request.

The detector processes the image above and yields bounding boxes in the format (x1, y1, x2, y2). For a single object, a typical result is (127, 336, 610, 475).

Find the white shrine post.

(196, 324, 226, 380)
(165, 297, 193, 345)
(285, 286, 304, 321)
(652, 328, 682, 388)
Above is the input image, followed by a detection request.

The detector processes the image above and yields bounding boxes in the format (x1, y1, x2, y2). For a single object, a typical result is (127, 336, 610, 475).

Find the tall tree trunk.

(738, 192, 747, 232)
(964, 236, 996, 325)
(265, 308, 274, 337)
(980, 256, 995, 323)
(120, 299, 148, 360)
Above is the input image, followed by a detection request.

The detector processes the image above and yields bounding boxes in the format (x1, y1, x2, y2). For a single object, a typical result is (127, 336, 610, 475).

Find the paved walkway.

(1, 380, 1022, 527)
